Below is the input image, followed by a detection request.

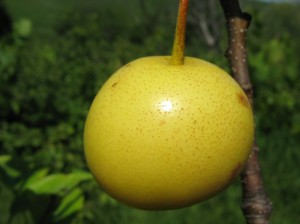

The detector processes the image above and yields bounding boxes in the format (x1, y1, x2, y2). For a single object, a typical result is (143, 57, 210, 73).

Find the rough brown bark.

(219, 1, 272, 223)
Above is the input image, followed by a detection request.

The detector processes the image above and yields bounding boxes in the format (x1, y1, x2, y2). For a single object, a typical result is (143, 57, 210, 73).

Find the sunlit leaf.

(22, 168, 49, 191)
(25, 171, 92, 195)
(53, 188, 84, 222)
(26, 174, 66, 194)
(62, 171, 93, 190)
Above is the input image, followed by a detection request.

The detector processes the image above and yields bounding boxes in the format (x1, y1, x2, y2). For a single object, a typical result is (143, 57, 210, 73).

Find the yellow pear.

(84, 0, 254, 210)
(84, 56, 254, 209)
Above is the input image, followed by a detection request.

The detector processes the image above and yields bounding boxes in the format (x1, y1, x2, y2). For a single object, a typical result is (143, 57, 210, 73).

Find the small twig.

(219, 1, 272, 223)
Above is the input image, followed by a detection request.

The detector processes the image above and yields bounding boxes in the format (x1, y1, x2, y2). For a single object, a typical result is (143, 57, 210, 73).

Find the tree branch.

(219, 1, 272, 223)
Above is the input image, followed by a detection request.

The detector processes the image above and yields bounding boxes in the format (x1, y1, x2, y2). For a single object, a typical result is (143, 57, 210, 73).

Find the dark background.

(0, 0, 299, 223)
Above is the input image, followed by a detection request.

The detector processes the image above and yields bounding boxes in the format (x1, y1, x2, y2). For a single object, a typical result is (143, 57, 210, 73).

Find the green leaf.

(0, 181, 15, 224)
(8, 191, 51, 224)
(0, 155, 11, 166)
(0, 155, 21, 178)
(22, 168, 49, 191)
(53, 188, 84, 222)
(25, 171, 92, 195)
(9, 209, 34, 224)
(26, 174, 67, 195)
(14, 18, 32, 37)
(99, 192, 118, 206)
(62, 171, 93, 190)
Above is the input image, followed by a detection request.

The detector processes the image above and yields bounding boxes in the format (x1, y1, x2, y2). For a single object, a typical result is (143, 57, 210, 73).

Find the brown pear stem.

(171, 0, 189, 65)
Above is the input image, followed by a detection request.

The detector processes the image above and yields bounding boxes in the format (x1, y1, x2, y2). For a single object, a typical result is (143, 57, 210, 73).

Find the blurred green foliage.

(0, 0, 299, 223)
